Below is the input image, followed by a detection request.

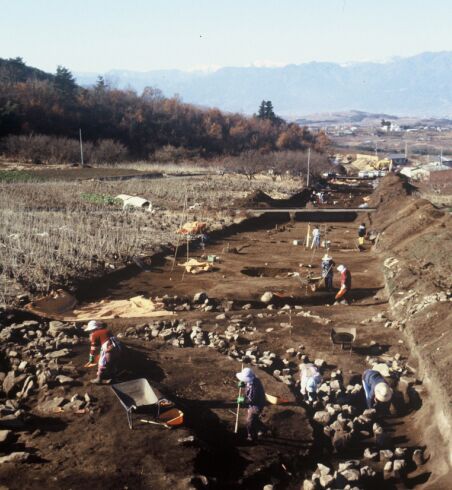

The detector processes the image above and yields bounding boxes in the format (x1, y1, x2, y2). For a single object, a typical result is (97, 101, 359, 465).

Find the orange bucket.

(158, 408, 184, 427)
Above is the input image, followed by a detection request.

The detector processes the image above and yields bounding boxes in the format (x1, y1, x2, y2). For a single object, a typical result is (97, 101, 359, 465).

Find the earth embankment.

(370, 174, 452, 488)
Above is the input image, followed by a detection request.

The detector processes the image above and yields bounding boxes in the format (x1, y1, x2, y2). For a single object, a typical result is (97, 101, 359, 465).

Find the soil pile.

(236, 188, 312, 209)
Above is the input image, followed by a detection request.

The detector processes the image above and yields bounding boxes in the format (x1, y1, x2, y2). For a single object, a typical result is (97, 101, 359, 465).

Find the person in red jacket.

(335, 264, 352, 304)
(84, 320, 122, 384)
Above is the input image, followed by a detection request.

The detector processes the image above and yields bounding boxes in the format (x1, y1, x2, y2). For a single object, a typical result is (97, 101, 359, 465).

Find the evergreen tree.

(257, 100, 267, 118)
(54, 65, 77, 101)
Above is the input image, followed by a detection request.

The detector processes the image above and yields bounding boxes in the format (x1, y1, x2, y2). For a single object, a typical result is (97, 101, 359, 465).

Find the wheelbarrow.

(111, 378, 184, 430)
(331, 327, 356, 354)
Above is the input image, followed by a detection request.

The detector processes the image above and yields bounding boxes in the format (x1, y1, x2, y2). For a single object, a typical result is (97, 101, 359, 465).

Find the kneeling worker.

(236, 367, 267, 442)
(299, 358, 323, 403)
(362, 369, 393, 410)
(84, 320, 123, 384)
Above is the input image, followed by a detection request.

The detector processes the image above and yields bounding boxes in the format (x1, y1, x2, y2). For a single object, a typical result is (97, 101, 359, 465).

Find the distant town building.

(387, 154, 408, 166)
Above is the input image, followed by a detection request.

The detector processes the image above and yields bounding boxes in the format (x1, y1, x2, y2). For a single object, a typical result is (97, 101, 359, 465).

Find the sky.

(1, 0, 452, 74)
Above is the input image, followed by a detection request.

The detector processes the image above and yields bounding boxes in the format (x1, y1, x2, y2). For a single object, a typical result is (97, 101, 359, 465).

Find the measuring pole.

(79, 128, 84, 167)
(306, 147, 311, 187)
(234, 362, 244, 434)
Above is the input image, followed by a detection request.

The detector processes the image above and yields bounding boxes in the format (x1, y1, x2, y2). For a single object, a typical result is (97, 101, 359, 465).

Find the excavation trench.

(18, 201, 434, 488)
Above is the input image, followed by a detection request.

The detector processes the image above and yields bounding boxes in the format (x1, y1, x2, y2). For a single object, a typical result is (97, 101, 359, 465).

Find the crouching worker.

(236, 367, 267, 442)
(299, 358, 322, 403)
(84, 320, 123, 385)
(362, 369, 393, 413)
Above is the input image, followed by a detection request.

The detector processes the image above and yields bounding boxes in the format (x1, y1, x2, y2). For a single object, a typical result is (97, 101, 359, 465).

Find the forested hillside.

(0, 58, 327, 163)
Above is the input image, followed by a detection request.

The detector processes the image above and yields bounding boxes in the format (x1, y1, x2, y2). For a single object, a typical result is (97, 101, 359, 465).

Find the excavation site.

(0, 172, 450, 490)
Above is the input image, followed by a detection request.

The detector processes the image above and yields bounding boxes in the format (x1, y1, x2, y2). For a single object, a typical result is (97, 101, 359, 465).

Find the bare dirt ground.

(1, 178, 445, 489)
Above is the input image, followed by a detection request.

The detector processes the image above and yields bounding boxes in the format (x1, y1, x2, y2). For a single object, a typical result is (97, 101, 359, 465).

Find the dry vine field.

(0, 168, 451, 490)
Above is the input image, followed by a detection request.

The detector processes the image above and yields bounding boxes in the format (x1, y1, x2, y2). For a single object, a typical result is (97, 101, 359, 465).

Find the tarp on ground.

(26, 290, 173, 321)
(178, 258, 213, 274)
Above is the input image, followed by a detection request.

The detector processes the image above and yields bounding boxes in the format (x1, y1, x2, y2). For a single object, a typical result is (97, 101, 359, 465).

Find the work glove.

(236, 395, 245, 405)
(237, 381, 245, 388)
(88, 354, 94, 363)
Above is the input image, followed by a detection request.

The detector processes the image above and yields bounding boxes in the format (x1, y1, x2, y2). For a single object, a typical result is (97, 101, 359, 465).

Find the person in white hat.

(321, 253, 335, 291)
(335, 264, 352, 303)
(310, 225, 321, 249)
(236, 367, 267, 441)
(84, 320, 122, 384)
(362, 369, 393, 409)
(299, 358, 323, 402)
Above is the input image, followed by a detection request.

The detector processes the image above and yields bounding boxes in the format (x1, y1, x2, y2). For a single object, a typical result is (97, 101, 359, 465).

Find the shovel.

(140, 418, 172, 430)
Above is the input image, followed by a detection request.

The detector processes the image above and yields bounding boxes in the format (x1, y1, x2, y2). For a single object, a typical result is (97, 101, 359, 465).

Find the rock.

(0, 430, 12, 445)
(263, 485, 274, 490)
(302, 480, 318, 490)
(37, 397, 66, 413)
(56, 375, 74, 385)
(380, 449, 394, 463)
(193, 292, 208, 303)
(360, 465, 376, 480)
(215, 313, 226, 320)
(393, 459, 406, 478)
(383, 461, 393, 480)
(178, 435, 196, 446)
(340, 469, 360, 483)
(319, 474, 334, 488)
(0, 451, 29, 464)
(260, 292, 274, 304)
(3, 372, 27, 397)
(46, 349, 70, 359)
(394, 447, 408, 459)
(372, 363, 391, 377)
(363, 448, 378, 461)
(48, 321, 74, 337)
(317, 463, 331, 476)
(412, 449, 425, 466)
(313, 411, 331, 425)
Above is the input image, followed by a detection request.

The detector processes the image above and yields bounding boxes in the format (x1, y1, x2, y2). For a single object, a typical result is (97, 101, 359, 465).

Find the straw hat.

(337, 264, 346, 273)
(322, 254, 332, 261)
(236, 367, 255, 384)
(375, 382, 393, 403)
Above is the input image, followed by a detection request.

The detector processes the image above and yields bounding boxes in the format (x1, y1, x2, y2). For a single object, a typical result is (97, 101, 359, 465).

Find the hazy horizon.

(1, 0, 452, 74)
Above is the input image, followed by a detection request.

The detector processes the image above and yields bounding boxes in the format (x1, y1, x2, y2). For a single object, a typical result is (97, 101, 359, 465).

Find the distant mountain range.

(76, 51, 452, 118)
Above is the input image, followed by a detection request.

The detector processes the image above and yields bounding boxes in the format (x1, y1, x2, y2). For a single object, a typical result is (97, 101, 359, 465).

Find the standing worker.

(358, 223, 366, 251)
(310, 225, 321, 249)
(321, 253, 335, 291)
(299, 358, 323, 403)
(236, 367, 267, 442)
(335, 264, 352, 304)
(84, 320, 123, 384)
(362, 369, 393, 410)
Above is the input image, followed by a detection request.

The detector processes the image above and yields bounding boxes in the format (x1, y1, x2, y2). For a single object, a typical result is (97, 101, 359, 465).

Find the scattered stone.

(383, 461, 393, 480)
(56, 375, 74, 385)
(412, 449, 425, 466)
(393, 459, 407, 478)
(319, 474, 334, 488)
(0, 452, 30, 464)
(47, 349, 70, 359)
(37, 397, 66, 413)
(0, 430, 12, 445)
(380, 449, 394, 463)
(313, 411, 331, 425)
(260, 292, 273, 304)
(363, 448, 378, 461)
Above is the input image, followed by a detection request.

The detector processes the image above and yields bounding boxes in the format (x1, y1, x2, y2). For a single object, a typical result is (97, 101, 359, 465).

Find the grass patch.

(0, 170, 43, 183)
(80, 192, 122, 206)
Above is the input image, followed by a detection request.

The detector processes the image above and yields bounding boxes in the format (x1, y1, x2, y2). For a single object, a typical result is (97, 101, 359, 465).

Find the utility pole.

(79, 128, 84, 167)
(306, 147, 311, 187)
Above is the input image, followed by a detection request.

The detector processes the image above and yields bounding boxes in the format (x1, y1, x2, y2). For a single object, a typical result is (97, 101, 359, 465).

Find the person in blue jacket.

(236, 367, 267, 441)
(362, 369, 393, 409)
